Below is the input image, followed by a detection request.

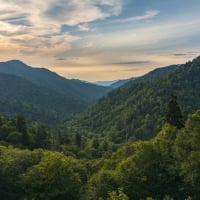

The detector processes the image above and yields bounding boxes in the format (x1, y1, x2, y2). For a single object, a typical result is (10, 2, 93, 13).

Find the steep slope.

(0, 73, 85, 123)
(0, 60, 111, 103)
(69, 58, 200, 143)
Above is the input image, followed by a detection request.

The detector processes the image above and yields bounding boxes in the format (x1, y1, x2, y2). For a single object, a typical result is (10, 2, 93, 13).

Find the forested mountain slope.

(0, 73, 85, 123)
(0, 60, 111, 103)
(69, 57, 200, 143)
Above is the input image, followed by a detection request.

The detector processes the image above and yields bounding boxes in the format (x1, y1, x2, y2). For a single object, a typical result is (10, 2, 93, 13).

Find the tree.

(92, 137, 99, 149)
(165, 94, 184, 129)
(32, 123, 50, 149)
(21, 152, 81, 200)
(16, 115, 29, 147)
(75, 132, 81, 148)
(86, 170, 118, 200)
(108, 188, 129, 200)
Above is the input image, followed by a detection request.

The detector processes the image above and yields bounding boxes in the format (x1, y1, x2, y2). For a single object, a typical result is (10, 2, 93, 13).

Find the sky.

(0, 0, 200, 81)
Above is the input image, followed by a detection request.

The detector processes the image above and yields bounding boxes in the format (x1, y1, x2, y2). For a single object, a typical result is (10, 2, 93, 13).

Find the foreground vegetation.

(0, 109, 200, 199)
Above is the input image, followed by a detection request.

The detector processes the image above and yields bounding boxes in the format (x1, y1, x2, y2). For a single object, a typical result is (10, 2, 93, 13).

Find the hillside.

(0, 73, 85, 123)
(69, 57, 200, 143)
(0, 60, 111, 104)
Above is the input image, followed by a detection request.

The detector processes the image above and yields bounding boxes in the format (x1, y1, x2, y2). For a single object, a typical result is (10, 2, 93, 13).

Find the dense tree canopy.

(68, 57, 200, 144)
(0, 110, 199, 199)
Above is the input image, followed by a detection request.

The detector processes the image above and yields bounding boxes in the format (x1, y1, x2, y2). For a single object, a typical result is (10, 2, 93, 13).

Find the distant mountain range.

(94, 80, 117, 87)
(69, 57, 200, 143)
(94, 77, 138, 88)
(0, 60, 111, 123)
(110, 77, 138, 88)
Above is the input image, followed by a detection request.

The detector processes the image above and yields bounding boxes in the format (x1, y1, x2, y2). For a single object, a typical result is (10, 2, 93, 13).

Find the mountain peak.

(6, 59, 26, 65)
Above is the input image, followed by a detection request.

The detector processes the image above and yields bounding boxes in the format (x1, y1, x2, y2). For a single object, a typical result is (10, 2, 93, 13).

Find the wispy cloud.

(112, 10, 160, 24)
(78, 24, 90, 31)
(112, 61, 150, 65)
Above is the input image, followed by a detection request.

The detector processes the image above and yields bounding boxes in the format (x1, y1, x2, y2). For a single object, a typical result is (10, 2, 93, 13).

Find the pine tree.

(75, 132, 81, 148)
(165, 94, 184, 129)
(16, 115, 29, 147)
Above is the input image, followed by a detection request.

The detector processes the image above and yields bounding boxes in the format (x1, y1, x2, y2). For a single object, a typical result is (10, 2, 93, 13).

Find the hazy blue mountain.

(0, 60, 111, 103)
(95, 77, 138, 88)
(94, 80, 118, 87)
(110, 77, 138, 88)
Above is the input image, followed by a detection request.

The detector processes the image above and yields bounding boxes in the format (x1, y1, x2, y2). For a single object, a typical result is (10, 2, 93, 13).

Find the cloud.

(81, 42, 94, 48)
(0, 0, 123, 58)
(112, 61, 150, 65)
(0, 21, 30, 36)
(173, 53, 188, 57)
(14, 33, 79, 57)
(78, 24, 90, 31)
(44, 0, 123, 25)
(112, 10, 160, 24)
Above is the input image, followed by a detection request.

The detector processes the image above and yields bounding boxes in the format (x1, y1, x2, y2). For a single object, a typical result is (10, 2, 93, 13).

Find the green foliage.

(0, 73, 87, 124)
(0, 146, 43, 199)
(75, 132, 82, 148)
(0, 115, 52, 149)
(69, 57, 200, 143)
(107, 188, 129, 200)
(85, 109, 200, 200)
(0, 146, 85, 200)
(21, 152, 81, 200)
(0, 109, 200, 199)
(31, 123, 51, 149)
(165, 94, 184, 129)
(174, 110, 200, 199)
(86, 169, 118, 200)
(16, 115, 29, 146)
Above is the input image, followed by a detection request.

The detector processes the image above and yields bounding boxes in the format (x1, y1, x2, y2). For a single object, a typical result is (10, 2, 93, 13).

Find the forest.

(0, 108, 200, 199)
(0, 57, 200, 200)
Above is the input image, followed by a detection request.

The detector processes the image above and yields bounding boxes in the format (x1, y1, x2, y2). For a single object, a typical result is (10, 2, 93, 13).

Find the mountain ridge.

(68, 57, 200, 143)
(0, 72, 86, 123)
(0, 60, 111, 104)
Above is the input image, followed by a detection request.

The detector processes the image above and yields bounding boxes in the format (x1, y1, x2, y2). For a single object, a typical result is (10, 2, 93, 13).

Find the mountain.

(94, 80, 117, 87)
(110, 77, 138, 88)
(95, 77, 138, 88)
(0, 60, 111, 104)
(0, 73, 86, 123)
(68, 58, 200, 143)
(94, 64, 179, 89)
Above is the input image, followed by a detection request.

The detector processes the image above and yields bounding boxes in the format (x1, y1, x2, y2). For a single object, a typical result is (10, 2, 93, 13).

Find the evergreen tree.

(33, 123, 50, 149)
(75, 132, 81, 148)
(165, 94, 184, 129)
(16, 115, 29, 147)
(92, 137, 99, 149)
